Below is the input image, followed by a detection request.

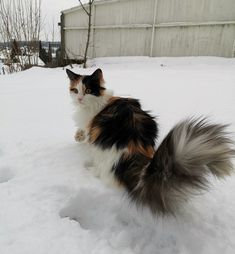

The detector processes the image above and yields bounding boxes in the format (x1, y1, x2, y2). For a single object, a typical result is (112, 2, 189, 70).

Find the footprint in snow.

(59, 188, 134, 231)
(59, 188, 173, 253)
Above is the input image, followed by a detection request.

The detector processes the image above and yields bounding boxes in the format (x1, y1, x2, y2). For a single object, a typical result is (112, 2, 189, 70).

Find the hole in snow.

(0, 167, 14, 183)
(59, 188, 130, 231)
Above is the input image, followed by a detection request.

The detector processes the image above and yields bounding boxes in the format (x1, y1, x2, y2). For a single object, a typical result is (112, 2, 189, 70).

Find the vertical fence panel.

(156, 0, 235, 23)
(62, 0, 235, 59)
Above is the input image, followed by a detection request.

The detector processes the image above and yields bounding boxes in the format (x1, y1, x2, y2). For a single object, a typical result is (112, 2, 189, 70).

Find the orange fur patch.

(108, 96, 121, 104)
(89, 125, 102, 143)
(100, 86, 106, 96)
(127, 141, 155, 158)
(69, 78, 80, 89)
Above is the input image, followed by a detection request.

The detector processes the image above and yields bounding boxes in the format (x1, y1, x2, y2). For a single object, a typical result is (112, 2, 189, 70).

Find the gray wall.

(62, 0, 235, 59)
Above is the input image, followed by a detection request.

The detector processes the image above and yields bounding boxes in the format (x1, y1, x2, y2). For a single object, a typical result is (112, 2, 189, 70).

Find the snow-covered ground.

(0, 57, 235, 254)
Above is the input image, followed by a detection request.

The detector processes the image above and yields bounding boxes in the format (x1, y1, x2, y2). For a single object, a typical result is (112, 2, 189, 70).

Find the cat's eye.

(85, 88, 91, 94)
(70, 88, 78, 94)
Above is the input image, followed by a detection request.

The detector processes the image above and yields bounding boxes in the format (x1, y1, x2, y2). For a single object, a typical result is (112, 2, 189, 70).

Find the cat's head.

(66, 68, 106, 106)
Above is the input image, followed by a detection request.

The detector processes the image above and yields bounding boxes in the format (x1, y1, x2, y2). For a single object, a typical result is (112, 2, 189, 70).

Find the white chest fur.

(72, 91, 123, 187)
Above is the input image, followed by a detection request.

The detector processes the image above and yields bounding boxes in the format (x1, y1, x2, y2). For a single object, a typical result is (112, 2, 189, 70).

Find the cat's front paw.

(75, 129, 87, 143)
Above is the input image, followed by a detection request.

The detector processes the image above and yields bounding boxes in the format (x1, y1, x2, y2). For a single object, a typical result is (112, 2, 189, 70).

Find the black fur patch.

(66, 69, 81, 81)
(113, 153, 150, 193)
(82, 69, 105, 96)
(90, 98, 158, 150)
(113, 152, 170, 214)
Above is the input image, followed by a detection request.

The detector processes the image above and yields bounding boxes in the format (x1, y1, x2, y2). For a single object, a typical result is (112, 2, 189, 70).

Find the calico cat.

(66, 68, 234, 215)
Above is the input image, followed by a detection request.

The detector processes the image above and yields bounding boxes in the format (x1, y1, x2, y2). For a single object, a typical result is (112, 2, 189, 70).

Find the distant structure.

(60, 0, 235, 61)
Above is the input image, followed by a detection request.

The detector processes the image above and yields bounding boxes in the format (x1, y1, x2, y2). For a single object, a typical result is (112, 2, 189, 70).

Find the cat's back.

(89, 97, 158, 150)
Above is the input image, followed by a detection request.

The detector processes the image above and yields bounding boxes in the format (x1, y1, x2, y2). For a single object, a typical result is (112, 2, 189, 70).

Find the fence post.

(60, 13, 66, 62)
(150, 0, 158, 57)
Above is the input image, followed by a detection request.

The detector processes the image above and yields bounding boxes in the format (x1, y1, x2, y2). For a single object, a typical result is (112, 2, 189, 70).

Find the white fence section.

(61, 0, 235, 59)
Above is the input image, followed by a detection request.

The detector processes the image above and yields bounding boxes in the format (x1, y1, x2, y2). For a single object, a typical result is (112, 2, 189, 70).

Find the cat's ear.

(91, 68, 104, 82)
(66, 69, 81, 81)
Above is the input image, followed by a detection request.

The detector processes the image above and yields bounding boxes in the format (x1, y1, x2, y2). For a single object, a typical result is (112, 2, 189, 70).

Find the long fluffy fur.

(66, 69, 235, 216)
(114, 118, 235, 215)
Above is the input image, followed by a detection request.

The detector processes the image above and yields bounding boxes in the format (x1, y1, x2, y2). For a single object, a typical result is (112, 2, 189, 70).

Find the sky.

(42, 0, 79, 41)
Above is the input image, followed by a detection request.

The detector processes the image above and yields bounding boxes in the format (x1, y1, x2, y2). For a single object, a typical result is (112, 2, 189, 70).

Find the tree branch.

(78, 0, 89, 16)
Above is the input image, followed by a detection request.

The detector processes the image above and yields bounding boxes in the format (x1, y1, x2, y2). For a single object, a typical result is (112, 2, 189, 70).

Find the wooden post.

(60, 12, 65, 63)
(150, 0, 158, 57)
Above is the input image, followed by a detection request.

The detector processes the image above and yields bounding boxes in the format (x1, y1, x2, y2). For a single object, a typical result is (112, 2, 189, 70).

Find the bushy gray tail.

(142, 118, 235, 214)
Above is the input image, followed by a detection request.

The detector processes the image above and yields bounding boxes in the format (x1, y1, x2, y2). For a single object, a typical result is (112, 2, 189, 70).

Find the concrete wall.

(62, 0, 235, 59)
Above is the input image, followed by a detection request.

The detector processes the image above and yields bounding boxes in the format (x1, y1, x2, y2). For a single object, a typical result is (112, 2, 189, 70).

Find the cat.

(66, 68, 235, 215)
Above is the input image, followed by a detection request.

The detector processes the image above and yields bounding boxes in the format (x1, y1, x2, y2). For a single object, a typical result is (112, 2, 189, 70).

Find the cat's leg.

(83, 144, 94, 169)
(74, 128, 89, 143)
(85, 146, 101, 177)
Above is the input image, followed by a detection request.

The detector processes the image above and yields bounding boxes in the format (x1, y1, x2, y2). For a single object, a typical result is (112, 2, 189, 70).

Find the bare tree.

(78, 0, 95, 68)
(0, 0, 43, 72)
(44, 17, 56, 43)
(50, 18, 55, 43)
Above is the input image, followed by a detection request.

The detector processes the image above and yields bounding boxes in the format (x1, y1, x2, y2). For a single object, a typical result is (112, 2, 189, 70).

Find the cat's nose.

(78, 94, 83, 100)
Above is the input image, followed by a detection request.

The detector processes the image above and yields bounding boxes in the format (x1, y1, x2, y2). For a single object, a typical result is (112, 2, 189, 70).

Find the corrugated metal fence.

(61, 0, 235, 59)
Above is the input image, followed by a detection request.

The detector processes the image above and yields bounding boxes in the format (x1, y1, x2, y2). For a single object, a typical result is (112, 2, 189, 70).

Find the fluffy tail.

(115, 118, 235, 215)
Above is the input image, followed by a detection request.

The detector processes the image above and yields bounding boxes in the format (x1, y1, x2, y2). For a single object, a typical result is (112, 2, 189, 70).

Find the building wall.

(62, 0, 235, 59)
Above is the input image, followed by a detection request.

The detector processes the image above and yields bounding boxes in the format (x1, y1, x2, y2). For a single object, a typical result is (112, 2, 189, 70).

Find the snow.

(0, 57, 235, 254)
